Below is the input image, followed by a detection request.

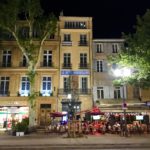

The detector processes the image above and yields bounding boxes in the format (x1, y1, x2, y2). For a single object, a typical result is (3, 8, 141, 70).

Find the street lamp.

(67, 94, 72, 119)
(113, 67, 131, 137)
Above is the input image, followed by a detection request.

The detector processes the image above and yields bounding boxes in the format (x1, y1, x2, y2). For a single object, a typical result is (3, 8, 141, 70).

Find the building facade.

(93, 39, 150, 116)
(58, 16, 93, 118)
(0, 16, 150, 129)
(0, 25, 60, 127)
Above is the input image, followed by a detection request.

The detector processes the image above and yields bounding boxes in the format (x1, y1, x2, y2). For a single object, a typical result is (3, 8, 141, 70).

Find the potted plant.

(15, 118, 29, 136)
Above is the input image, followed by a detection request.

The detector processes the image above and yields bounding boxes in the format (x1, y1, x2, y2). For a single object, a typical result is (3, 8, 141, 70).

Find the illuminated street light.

(113, 68, 131, 77)
(113, 67, 131, 137)
(67, 94, 72, 99)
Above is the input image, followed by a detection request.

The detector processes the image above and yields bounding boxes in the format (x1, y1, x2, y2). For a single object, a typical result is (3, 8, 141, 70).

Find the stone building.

(93, 39, 150, 117)
(58, 16, 93, 118)
(0, 21, 60, 127)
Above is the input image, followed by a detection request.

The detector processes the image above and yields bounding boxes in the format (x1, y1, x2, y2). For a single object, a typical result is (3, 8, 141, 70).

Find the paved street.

(0, 132, 150, 149)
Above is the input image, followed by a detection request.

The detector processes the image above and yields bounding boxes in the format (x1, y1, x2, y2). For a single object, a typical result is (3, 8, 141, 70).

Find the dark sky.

(42, 0, 150, 38)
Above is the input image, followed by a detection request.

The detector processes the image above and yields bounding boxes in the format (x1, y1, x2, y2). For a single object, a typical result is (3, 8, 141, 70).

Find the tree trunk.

(29, 104, 36, 127)
(28, 63, 37, 127)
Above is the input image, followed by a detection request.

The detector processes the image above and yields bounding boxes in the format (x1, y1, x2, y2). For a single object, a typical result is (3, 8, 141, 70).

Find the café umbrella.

(90, 106, 104, 115)
(50, 112, 64, 117)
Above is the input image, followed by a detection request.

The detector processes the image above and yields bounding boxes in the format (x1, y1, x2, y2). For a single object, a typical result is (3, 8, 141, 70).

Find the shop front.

(0, 106, 29, 129)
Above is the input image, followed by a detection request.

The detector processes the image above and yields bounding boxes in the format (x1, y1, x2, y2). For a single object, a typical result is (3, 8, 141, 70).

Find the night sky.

(41, 0, 150, 38)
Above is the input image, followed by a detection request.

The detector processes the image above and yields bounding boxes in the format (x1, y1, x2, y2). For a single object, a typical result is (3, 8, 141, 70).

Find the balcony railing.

(62, 63, 72, 69)
(0, 90, 10, 96)
(0, 63, 11, 67)
(58, 89, 91, 95)
(78, 41, 88, 46)
(19, 62, 28, 67)
(79, 63, 89, 69)
(62, 41, 72, 46)
(40, 62, 53, 67)
(39, 91, 53, 97)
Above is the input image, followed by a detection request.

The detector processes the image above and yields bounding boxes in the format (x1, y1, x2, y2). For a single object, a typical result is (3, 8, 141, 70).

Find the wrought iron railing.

(58, 89, 91, 95)
(40, 62, 53, 67)
(62, 63, 72, 69)
(79, 63, 89, 69)
(78, 41, 88, 46)
(0, 90, 10, 96)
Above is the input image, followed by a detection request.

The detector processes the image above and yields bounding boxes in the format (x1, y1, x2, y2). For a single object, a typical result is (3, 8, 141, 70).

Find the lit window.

(41, 77, 52, 96)
(20, 77, 30, 96)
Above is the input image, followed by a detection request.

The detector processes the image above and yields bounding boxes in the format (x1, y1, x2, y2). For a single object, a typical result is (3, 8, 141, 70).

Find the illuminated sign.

(61, 70, 90, 75)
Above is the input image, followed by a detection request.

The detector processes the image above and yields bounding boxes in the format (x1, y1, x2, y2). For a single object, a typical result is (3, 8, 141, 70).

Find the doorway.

(40, 104, 51, 126)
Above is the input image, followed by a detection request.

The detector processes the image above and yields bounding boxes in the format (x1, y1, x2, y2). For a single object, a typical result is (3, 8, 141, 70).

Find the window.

(63, 53, 71, 67)
(96, 43, 103, 53)
(81, 77, 88, 93)
(64, 21, 86, 29)
(112, 44, 118, 53)
(133, 86, 140, 99)
(43, 50, 52, 67)
(20, 77, 30, 96)
(97, 87, 104, 99)
(32, 28, 39, 38)
(80, 53, 87, 68)
(2, 50, 11, 67)
(111, 63, 118, 70)
(79, 34, 87, 46)
(20, 27, 29, 38)
(22, 55, 27, 67)
(96, 60, 103, 72)
(64, 34, 71, 41)
(0, 77, 9, 96)
(80, 34, 87, 42)
(41, 77, 52, 96)
(114, 87, 121, 99)
(63, 77, 71, 92)
(48, 34, 55, 39)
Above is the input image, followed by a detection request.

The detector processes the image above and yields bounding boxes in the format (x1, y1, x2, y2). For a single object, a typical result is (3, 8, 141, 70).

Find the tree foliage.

(111, 9, 150, 88)
(0, 0, 57, 126)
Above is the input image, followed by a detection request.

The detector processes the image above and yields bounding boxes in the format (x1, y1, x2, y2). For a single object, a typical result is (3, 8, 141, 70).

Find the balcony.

(0, 90, 10, 96)
(0, 63, 11, 67)
(62, 41, 72, 46)
(62, 63, 72, 69)
(78, 41, 88, 46)
(19, 62, 28, 67)
(58, 89, 91, 95)
(18, 91, 30, 97)
(79, 63, 89, 69)
(39, 91, 53, 97)
(40, 62, 53, 68)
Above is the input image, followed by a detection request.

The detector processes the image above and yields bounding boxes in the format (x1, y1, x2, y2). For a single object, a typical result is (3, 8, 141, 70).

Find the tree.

(0, 0, 57, 127)
(111, 9, 150, 88)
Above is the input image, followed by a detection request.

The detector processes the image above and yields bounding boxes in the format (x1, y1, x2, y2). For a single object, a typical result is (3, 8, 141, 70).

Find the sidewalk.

(0, 132, 150, 146)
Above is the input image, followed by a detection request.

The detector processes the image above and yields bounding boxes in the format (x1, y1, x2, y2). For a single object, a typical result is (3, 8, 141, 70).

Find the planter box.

(16, 132, 24, 136)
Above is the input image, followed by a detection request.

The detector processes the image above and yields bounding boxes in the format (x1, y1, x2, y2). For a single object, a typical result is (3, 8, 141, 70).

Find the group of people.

(45, 117, 150, 136)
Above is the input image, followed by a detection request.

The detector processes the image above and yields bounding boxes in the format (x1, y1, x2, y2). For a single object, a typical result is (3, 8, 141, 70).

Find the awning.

(50, 112, 64, 117)
(90, 106, 104, 115)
